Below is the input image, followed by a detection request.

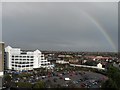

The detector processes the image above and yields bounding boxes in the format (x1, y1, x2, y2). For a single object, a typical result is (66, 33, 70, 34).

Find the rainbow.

(80, 9, 117, 52)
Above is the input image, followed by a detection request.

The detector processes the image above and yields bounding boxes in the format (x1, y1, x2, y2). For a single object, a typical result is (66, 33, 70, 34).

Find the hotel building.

(5, 46, 53, 71)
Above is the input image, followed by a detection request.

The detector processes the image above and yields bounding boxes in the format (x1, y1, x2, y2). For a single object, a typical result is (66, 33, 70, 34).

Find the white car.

(64, 78, 71, 81)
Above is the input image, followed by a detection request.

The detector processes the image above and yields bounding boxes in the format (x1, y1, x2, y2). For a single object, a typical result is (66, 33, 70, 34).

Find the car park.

(4, 66, 107, 89)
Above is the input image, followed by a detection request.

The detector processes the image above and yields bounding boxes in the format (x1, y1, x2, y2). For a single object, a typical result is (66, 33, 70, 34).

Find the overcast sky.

(2, 2, 118, 52)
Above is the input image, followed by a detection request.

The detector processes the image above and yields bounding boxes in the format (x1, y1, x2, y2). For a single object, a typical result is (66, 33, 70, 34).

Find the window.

(31, 56, 34, 58)
(18, 65, 21, 67)
(21, 52, 27, 54)
(15, 62, 18, 64)
(23, 56, 26, 58)
(26, 65, 29, 67)
(15, 56, 18, 57)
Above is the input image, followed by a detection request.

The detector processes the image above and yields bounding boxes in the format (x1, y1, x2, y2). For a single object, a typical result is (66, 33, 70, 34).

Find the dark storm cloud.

(2, 2, 118, 52)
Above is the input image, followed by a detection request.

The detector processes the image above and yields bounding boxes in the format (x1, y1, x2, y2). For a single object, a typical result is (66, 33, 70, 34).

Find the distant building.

(58, 55, 73, 58)
(56, 60, 69, 64)
(70, 63, 105, 70)
(83, 60, 87, 63)
(5, 46, 53, 71)
(85, 55, 112, 61)
(97, 63, 103, 69)
(69, 59, 79, 64)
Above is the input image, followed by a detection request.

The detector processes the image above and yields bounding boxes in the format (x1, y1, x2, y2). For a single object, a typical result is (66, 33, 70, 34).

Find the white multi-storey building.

(5, 46, 53, 71)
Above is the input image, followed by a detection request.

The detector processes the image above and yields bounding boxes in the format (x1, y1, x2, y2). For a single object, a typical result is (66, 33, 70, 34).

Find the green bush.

(16, 82, 32, 88)
(102, 65, 120, 90)
(33, 81, 45, 88)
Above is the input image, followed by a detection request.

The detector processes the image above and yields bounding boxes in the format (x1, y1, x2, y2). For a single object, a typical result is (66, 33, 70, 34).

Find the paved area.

(12, 71, 107, 88)
(4, 69, 108, 88)
(40, 71, 107, 88)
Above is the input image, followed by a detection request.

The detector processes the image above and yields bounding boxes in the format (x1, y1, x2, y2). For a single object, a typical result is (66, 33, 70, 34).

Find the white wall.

(5, 46, 51, 71)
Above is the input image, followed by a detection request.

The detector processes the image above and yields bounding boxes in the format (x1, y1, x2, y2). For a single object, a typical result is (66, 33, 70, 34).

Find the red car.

(59, 76, 63, 79)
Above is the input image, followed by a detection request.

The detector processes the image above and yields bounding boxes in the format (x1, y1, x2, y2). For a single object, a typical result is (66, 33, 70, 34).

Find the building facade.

(5, 46, 53, 71)
(0, 42, 4, 76)
(56, 60, 69, 64)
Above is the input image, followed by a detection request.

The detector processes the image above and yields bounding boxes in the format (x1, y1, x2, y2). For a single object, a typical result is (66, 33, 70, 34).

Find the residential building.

(69, 59, 79, 64)
(56, 60, 69, 64)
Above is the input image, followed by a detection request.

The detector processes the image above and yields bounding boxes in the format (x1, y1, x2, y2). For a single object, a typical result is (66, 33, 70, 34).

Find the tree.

(33, 81, 45, 88)
(107, 65, 119, 78)
(16, 82, 32, 88)
(4, 74, 12, 82)
(4, 74, 12, 88)
(102, 65, 120, 90)
(102, 78, 118, 90)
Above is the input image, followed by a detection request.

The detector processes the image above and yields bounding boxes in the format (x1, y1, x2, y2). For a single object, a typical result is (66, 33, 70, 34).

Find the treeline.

(102, 65, 120, 90)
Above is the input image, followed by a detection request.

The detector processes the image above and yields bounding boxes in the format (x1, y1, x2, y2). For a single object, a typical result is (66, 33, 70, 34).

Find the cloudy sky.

(2, 2, 118, 52)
